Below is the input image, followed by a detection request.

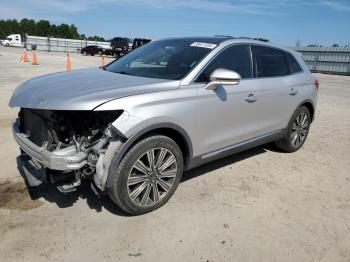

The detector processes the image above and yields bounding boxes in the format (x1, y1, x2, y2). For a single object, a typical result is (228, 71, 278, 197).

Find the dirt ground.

(0, 46, 349, 262)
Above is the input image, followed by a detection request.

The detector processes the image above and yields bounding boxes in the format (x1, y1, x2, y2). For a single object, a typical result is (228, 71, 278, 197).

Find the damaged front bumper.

(12, 120, 87, 171)
(13, 120, 88, 189)
(12, 119, 123, 193)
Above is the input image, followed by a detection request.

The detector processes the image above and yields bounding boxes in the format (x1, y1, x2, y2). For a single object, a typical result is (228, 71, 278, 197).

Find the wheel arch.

(105, 123, 193, 190)
(299, 99, 315, 122)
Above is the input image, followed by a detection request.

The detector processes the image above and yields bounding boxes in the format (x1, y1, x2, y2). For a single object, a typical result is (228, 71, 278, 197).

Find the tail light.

(315, 79, 320, 90)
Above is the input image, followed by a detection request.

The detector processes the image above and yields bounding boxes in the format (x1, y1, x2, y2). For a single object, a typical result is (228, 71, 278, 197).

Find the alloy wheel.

(290, 112, 309, 148)
(127, 148, 178, 207)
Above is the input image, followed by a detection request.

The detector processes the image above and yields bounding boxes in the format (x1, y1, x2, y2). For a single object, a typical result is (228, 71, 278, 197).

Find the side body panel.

(193, 80, 279, 156)
(96, 87, 198, 152)
(282, 72, 317, 125)
(97, 42, 318, 160)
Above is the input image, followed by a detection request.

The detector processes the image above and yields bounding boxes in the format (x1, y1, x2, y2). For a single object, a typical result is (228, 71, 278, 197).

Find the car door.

(192, 44, 269, 156)
(283, 52, 313, 125)
(85, 46, 92, 54)
(92, 46, 99, 55)
(250, 45, 298, 132)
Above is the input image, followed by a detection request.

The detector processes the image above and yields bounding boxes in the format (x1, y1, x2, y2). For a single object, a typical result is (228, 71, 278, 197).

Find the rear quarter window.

(286, 52, 302, 74)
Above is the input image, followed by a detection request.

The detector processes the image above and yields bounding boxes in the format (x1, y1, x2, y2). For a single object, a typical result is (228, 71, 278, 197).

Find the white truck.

(1, 34, 22, 47)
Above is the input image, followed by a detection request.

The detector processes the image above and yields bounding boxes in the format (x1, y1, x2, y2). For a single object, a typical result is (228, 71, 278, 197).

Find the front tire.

(108, 135, 183, 215)
(275, 106, 311, 152)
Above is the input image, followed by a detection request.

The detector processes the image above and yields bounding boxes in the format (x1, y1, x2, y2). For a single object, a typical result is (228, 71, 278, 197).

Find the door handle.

(245, 94, 257, 103)
(289, 88, 298, 96)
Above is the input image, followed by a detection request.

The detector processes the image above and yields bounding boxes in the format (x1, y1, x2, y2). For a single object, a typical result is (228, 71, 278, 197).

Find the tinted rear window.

(286, 52, 302, 74)
(251, 46, 290, 77)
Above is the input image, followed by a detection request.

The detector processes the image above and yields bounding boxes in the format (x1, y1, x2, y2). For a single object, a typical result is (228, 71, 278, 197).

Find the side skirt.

(186, 129, 286, 170)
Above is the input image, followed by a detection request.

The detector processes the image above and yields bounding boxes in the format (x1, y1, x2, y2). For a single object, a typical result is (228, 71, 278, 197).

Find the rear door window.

(195, 45, 252, 83)
(251, 46, 290, 77)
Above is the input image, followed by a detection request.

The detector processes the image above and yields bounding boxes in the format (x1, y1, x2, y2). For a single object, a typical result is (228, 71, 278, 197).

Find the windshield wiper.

(115, 71, 134, 76)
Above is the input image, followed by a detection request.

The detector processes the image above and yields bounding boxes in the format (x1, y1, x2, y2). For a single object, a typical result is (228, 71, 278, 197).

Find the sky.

(1, 0, 350, 46)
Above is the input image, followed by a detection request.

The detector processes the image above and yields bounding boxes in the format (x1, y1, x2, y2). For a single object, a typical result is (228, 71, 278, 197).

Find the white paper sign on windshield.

(190, 42, 217, 49)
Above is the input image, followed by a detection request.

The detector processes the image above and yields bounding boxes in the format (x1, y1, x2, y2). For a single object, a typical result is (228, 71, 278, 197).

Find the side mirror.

(205, 68, 241, 90)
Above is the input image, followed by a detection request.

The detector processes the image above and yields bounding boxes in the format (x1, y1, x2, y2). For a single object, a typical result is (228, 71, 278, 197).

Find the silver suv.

(9, 37, 319, 215)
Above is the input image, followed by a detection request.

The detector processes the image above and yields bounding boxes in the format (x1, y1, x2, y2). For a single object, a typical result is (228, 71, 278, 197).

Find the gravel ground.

(0, 46, 349, 262)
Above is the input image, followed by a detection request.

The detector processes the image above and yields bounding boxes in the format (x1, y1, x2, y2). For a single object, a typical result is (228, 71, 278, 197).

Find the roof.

(158, 36, 233, 44)
(157, 36, 270, 45)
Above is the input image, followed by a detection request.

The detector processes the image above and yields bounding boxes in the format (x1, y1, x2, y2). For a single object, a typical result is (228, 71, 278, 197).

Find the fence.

(294, 46, 350, 75)
(25, 35, 111, 53)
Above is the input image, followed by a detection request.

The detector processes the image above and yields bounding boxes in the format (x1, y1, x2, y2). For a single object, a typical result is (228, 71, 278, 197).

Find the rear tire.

(108, 135, 183, 215)
(275, 106, 311, 152)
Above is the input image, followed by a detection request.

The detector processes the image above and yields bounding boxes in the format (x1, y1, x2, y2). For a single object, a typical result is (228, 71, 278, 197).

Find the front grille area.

(18, 108, 122, 151)
(19, 109, 50, 147)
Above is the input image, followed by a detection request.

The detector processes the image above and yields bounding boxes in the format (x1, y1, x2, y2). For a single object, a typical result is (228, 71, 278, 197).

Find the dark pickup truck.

(111, 37, 151, 58)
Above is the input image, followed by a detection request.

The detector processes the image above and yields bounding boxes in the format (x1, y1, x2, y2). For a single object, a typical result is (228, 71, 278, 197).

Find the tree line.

(0, 19, 106, 41)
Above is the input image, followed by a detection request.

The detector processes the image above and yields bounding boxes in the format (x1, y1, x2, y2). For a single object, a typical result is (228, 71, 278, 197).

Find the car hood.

(9, 68, 179, 110)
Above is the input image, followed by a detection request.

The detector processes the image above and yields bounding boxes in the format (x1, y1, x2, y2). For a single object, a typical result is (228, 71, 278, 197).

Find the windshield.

(106, 39, 217, 80)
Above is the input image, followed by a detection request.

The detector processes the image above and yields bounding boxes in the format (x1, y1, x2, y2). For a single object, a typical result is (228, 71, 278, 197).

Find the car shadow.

(17, 144, 270, 216)
(31, 182, 131, 216)
(16, 157, 130, 216)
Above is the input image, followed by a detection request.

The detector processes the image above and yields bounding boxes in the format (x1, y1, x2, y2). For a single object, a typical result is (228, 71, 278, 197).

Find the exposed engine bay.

(17, 108, 123, 192)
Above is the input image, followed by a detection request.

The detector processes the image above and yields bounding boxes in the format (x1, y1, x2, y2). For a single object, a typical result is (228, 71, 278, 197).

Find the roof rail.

(214, 35, 234, 38)
(238, 37, 269, 42)
(213, 35, 269, 43)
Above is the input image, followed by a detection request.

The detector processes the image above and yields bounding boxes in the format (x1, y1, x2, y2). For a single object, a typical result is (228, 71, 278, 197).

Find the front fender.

(103, 121, 193, 191)
(110, 110, 188, 139)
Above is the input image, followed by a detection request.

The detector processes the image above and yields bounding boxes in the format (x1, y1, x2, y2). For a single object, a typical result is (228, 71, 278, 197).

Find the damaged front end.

(13, 108, 123, 193)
